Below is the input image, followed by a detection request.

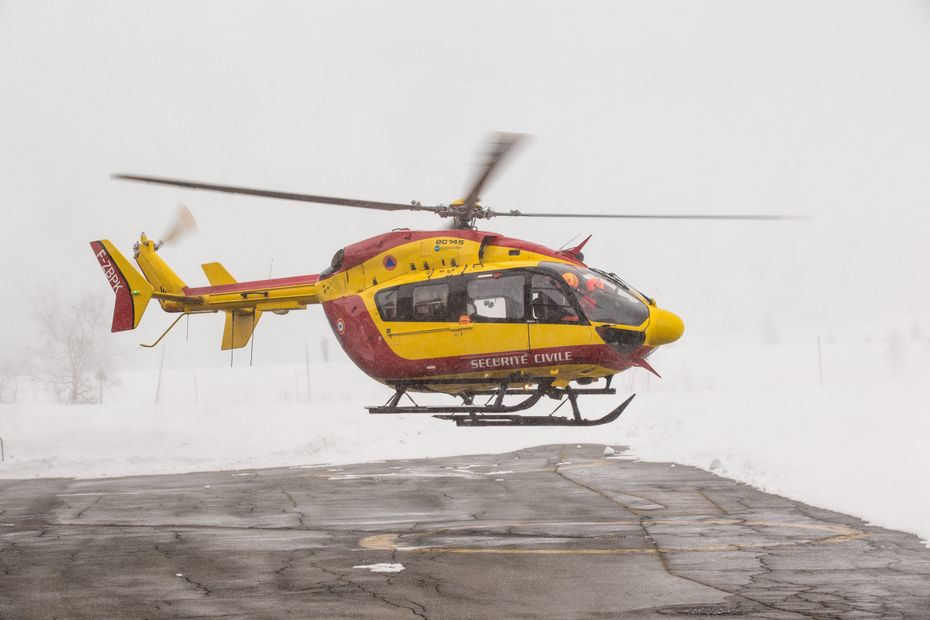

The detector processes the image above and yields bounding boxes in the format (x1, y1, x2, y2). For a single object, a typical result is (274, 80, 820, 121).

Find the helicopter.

(91, 133, 792, 427)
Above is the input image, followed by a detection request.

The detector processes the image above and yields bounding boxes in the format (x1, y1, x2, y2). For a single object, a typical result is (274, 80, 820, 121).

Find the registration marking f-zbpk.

(95, 249, 124, 293)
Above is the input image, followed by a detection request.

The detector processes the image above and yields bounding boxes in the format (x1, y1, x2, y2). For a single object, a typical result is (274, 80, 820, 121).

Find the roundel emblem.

(336, 318, 346, 334)
(383, 255, 397, 270)
(433, 245, 441, 252)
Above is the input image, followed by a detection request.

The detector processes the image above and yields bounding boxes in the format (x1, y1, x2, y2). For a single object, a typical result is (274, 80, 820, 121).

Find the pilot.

(562, 271, 598, 313)
(585, 275, 606, 293)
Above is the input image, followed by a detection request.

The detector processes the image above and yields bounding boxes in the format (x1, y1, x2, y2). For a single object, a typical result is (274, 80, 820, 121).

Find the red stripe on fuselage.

(323, 295, 636, 383)
(183, 274, 319, 296)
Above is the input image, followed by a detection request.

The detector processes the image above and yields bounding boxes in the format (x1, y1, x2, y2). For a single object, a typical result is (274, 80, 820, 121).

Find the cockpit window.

(539, 262, 649, 327)
(530, 273, 583, 324)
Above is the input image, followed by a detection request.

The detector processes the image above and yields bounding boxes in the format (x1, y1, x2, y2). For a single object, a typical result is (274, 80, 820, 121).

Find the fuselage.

(313, 229, 684, 392)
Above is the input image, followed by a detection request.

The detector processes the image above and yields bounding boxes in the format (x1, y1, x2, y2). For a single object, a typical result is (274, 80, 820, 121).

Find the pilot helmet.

(586, 276, 606, 292)
(561, 272, 581, 289)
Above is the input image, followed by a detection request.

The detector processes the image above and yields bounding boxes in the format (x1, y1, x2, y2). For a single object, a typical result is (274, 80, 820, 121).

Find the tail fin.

(201, 262, 236, 286)
(90, 240, 154, 332)
(222, 309, 261, 350)
(133, 233, 187, 300)
(202, 262, 263, 349)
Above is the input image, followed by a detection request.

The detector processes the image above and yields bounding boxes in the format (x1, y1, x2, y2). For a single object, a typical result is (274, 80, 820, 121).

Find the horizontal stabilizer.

(222, 309, 261, 350)
(202, 262, 236, 286)
(90, 240, 154, 332)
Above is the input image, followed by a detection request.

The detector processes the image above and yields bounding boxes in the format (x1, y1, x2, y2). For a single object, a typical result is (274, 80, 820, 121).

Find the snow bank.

(623, 387, 930, 547)
(1, 331, 928, 546)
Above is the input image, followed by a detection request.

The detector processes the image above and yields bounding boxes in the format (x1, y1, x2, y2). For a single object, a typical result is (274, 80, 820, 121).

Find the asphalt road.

(1, 444, 929, 619)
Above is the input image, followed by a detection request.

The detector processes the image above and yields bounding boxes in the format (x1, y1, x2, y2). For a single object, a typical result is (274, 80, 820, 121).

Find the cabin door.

(527, 271, 594, 374)
(456, 271, 531, 365)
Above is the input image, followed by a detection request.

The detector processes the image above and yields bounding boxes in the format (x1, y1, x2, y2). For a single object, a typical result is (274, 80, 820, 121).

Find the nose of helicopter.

(645, 306, 685, 347)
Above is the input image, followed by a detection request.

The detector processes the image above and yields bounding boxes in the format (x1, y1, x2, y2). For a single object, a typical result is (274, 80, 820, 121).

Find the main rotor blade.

(493, 211, 804, 221)
(462, 132, 526, 207)
(112, 174, 443, 214)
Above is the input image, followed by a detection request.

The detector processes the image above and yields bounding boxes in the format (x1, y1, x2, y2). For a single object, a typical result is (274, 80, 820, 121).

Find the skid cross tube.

(369, 376, 550, 415)
(368, 388, 547, 415)
(465, 387, 615, 397)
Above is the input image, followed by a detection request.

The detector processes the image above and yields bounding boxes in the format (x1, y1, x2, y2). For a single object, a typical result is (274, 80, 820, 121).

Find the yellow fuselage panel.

(381, 322, 528, 360)
(315, 236, 579, 303)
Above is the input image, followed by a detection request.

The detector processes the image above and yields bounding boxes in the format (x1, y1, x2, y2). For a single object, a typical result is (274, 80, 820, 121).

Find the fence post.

(305, 340, 312, 404)
(155, 346, 166, 404)
(817, 335, 823, 388)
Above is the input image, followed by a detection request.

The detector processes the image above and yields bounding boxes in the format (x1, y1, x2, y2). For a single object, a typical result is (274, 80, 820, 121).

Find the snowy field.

(1, 327, 928, 547)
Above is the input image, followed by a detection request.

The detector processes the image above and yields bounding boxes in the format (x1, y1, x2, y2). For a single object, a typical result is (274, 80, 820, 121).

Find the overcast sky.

(2, 1, 929, 369)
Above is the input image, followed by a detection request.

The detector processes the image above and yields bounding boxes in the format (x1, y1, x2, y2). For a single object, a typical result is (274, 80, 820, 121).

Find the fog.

(2, 0, 930, 369)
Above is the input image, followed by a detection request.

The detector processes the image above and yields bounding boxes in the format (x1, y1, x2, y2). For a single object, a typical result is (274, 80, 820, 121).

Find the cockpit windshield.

(540, 262, 650, 327)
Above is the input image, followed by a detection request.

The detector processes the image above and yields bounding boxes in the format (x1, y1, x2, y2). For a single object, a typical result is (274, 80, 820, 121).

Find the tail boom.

(92, 234, 320, 348)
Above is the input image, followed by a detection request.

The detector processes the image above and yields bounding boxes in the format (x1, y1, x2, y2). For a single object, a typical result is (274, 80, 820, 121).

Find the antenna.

(559, 233, 582, 251)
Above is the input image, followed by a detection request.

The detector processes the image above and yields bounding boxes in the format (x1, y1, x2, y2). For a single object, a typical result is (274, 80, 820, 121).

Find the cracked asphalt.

(1, 444, 930, 619)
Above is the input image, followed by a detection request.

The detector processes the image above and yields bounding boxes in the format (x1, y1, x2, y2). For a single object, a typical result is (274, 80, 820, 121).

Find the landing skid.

(366, 377, 635, 427)
(435, 394, 635, 427)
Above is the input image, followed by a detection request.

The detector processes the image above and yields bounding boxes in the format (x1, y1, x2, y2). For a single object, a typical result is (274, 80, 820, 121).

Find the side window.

(375, 288, 398, 321)
(465, 274, 525, 322)
(530, 274, 582, 324)
(412, 283, 449, 322)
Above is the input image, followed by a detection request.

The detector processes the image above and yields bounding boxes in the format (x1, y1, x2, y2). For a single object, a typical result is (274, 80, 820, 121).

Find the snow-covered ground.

(1, 328, 928, 546)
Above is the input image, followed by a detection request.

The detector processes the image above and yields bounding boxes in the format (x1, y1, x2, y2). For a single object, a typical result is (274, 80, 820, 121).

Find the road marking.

(57, 488, 207, 497)
(358, 519, 869, 556)
(361, 533, 401, 550)
(308, 459, 611, 481)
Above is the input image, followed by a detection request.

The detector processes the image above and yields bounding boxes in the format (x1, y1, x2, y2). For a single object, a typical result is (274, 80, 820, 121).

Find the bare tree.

(32, 292, 117, 404)
(0, 359, 20, 404)
(884, 328, 906, 374)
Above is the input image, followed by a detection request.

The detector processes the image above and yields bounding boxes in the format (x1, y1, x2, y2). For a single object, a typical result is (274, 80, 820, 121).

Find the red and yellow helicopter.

(91, 133, 790, 426)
